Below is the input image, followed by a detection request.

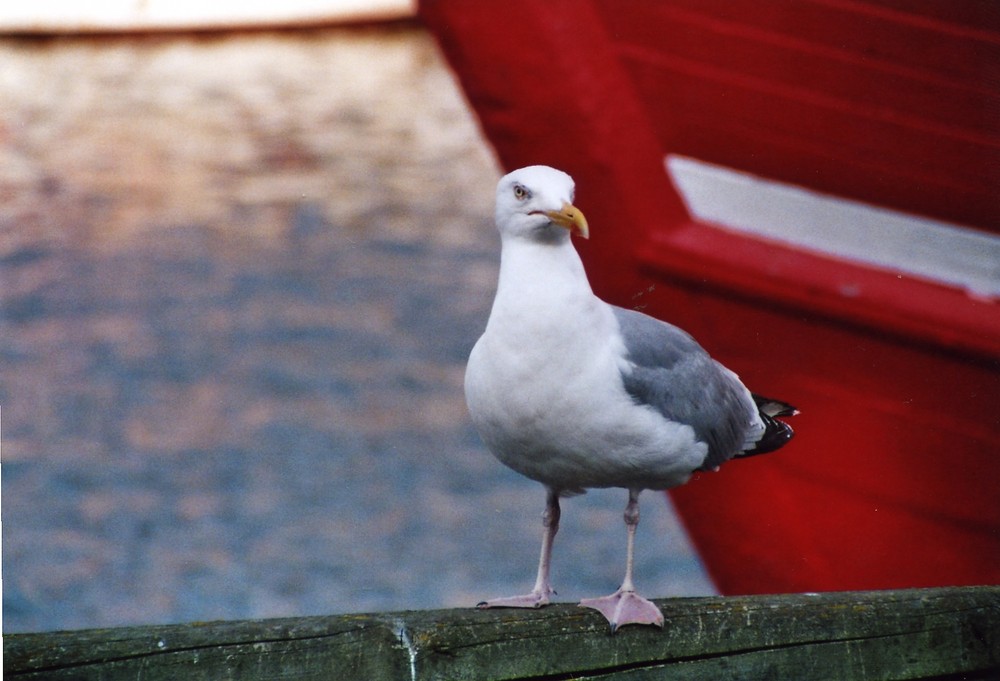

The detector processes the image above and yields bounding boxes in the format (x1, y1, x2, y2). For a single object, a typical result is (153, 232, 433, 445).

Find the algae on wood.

(6, 587, 999, 680)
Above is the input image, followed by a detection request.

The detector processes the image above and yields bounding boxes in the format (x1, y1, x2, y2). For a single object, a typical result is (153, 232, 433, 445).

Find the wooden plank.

(592, 0, 1000, 231)
(4, 613, 410, 681)
(599, 0, 1000, 136)
(640, 219, 1000, 359)
(627, 0, 1000, 86)
(6, 587, 999, 680)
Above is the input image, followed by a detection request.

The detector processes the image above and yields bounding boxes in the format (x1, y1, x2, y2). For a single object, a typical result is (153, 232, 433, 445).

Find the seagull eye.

(513, 184, 530, 201)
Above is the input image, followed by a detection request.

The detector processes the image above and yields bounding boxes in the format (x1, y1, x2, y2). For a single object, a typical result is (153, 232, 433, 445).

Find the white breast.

(464, 241, 706, 492)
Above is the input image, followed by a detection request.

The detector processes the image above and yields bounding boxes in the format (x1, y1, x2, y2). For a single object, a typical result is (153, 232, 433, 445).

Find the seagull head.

(494, 166, 589, 243)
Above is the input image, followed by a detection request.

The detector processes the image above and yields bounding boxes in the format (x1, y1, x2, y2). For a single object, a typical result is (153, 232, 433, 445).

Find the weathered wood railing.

(6, 586, 999, 680)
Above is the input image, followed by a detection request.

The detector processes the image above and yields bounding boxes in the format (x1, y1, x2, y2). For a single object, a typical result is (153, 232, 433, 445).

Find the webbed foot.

(579, 589, 664, 632)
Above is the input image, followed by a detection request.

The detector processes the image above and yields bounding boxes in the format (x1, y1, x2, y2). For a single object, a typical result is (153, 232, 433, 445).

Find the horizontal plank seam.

(481, 626, 995, 681)
(618, 43, 1000, 149)
(400, 603, 997, 681)
(813, 0, 1000, 44)
(625, 3, 1000, 94)
(668, 632, 1000, 679)
(7, 624, 393, 677)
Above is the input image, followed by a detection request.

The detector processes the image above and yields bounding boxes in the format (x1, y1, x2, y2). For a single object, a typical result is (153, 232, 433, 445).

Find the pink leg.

(579, 489, 664, 632)
(477, 488, 560, 609)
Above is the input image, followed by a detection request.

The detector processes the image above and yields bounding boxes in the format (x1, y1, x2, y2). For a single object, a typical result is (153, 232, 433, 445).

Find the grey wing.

(611, 306, 757, 470)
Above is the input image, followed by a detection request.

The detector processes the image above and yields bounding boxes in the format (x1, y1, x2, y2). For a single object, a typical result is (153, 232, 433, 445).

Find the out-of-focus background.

(0, 4, 714, 634)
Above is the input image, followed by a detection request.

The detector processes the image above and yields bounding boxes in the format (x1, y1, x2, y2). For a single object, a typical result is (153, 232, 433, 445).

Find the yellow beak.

(543, 202, 589, 239)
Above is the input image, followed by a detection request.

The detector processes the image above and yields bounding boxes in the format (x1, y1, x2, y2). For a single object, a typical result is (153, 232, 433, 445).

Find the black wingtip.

(738, 395, 798, 458)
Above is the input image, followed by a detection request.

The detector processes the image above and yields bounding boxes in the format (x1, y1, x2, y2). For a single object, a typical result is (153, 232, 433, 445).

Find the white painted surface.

(666, 155, 1000, 300)
(0, 0, 415, 32)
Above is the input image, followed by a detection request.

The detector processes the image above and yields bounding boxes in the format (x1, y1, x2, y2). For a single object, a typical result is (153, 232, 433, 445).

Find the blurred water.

(0, 25, 714, 633)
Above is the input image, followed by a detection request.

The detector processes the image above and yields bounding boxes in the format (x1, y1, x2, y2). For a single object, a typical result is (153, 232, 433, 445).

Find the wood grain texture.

(7, 586, 999, 680)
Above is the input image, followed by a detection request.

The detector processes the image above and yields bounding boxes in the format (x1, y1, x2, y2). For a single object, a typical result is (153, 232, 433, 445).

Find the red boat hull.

(421, 0, 1000, 593)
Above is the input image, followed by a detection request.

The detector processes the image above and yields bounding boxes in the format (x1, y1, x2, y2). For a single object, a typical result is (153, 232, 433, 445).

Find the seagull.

(465, 165, 797, 632)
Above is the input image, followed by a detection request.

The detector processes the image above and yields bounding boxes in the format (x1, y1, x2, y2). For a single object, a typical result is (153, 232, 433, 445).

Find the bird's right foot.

(580, 588, 664, 632)
(476, 589, 553, 609)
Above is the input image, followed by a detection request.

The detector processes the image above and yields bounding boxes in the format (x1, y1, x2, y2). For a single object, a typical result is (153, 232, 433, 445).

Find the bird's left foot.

(579, 589, 664, 632)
